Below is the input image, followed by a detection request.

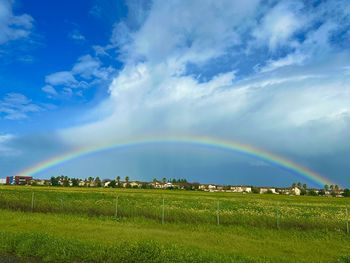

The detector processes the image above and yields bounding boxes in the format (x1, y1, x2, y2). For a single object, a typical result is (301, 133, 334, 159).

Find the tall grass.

(0, 231, 261, 263)
(0, 186, 349, 231)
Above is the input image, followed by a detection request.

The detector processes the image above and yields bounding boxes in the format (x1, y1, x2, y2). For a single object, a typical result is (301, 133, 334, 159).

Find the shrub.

(308, 190, 318, 196)
(251, 187, 260, 194)
(342, 189, 350, 197)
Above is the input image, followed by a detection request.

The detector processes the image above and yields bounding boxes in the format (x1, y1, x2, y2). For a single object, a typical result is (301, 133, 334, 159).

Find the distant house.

(230, 186, 252, 193)
(163, 182, 174, 189)
(277, 188, 290, 195)
(6, 176, 32, 185)
(208, 185, 217, 191)
(244, 187, 252, 193)
(0, 178, 6, 184)
(260, 188, 276, 194)
(150, 181, 163, 189)
(199, 185, 207, 190)
(129, 181, 142, 188)
(291, 187, 301, 196)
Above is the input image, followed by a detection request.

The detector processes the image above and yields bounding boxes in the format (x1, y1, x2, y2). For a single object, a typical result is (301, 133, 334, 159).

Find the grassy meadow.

(0, 186, 349, 262)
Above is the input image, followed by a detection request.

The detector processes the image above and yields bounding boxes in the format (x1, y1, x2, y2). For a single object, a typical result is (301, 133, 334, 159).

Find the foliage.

(343, 189, 350, 197)
(251, 187, 260, 194)
(50, 176, 59, 186)
(308, 190, 318, 196)
(0, 187, 350, 263)
(0, 186, 349, 232)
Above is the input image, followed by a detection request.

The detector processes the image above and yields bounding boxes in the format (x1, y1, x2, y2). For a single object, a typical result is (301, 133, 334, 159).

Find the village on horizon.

(1, 175, 349, 197)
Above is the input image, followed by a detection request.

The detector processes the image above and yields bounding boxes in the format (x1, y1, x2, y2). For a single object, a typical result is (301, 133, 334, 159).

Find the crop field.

(0, 186, 349, 262)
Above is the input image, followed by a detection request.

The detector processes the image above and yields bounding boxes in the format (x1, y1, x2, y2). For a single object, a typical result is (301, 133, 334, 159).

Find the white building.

(260, 188, 276, 194)
(199, 185, 207, 190)
(208, 185, 217, 191)
(291, 187, 301, 195)
(230, 186, 252, 193)
(0, 178, 6, 184)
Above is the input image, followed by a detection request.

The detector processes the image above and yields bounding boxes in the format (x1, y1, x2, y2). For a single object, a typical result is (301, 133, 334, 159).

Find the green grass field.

(0, 186, 349, 262)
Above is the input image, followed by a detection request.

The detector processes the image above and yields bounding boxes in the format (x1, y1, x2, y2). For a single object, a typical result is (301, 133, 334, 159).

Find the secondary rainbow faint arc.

(15, 135, 334, 187)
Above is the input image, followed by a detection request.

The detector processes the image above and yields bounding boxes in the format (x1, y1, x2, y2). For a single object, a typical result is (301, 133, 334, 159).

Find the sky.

(1, 0, 350, 188)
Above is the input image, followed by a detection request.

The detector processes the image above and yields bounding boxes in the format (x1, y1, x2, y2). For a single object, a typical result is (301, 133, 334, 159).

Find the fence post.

(115, 196, 119, 218)
(217, 200, 220, 226)
(162, 197, 165, 225)
(346, 207, 349, 234)
(31, 192, 35, 212)
(276, 207, 280, 230)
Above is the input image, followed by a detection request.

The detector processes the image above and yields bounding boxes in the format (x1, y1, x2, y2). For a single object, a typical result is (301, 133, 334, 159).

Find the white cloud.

(252, 1, 306, 51)
(0, 93, 42, 120)
(72, 55, 104, 79)
(58, 0, 350, 162)
(43, 55, 115, 97)
(69, 29, 86, 42)
(0, 0, 33, 44)
(259, 52, 307, 73)
(42, 85, 58, 97)
(89, 4, 102, 18)
(45, 71, 78, 87)
(113, 0, 261, 66)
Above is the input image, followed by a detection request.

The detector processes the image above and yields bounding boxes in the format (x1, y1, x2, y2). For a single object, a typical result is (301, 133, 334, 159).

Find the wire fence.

(0, 189, 349, 233)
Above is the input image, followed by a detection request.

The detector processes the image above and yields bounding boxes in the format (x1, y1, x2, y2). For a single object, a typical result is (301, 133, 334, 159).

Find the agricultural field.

(0, 186, 349, 262)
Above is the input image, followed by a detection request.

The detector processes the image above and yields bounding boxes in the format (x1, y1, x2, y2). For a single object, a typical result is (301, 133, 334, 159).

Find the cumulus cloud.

(43, 55, 115, 97)
(252, 1, 306, 51)
(45, 71, 78, 87)
(0, 93, 42, 120)
(54, 0, 350, 186)
(112, 0, 260, 66)
(0, 0, 34, 45)
(41, 85, 58, 97)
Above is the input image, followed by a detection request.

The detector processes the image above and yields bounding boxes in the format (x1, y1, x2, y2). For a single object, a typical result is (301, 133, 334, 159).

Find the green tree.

(95, 177, 102, 187)
(125, 176, 129, 188)
(109, 180, 116, 188)
(302, 183, 307, 190)
(342, 188, 350, 197)
(63, 176, 69, 187)
(116, 176, 121, 187)
(319, 189, 326, 196)
(251, 187, 260, 194)
(50, 176, 59, 186)
(329, 185, 340, 196)
(334, 185, 339, 193)
(308, 190, 317, 196)
(162, 177, 166, 184)
(324, 184, 329, 191)
(71, 178, 79, 187)
(88, 177, 94, 187)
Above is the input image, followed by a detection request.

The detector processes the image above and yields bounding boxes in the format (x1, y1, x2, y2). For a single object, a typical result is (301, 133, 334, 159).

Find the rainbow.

(15, 135, 334, 187)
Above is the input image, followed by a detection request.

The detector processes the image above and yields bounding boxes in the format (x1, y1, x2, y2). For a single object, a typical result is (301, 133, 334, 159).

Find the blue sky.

(1, 0, 350, 187)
